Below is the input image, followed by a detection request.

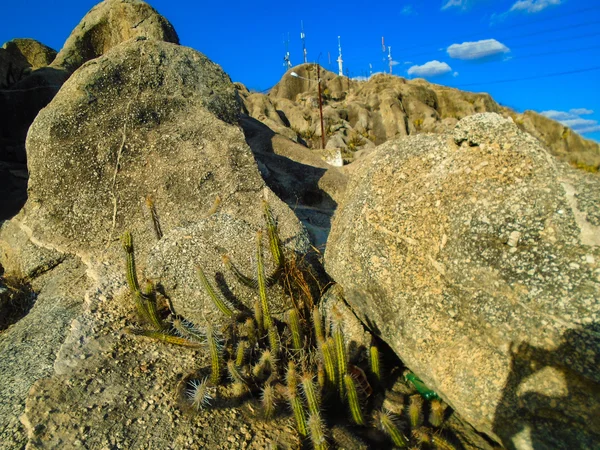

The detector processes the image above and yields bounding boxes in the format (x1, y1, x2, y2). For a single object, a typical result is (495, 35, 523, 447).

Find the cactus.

(334, 326, 348, 396)
(308, 413, 329, 450)
(197, 266, 234, 318)
(343, 374, 365, 425)
(287, 308, 303, 350)
(321, 337, 337, 388)
(172, 318, 205, 343)
(263, 200, 284, 270)
(429, 399, 447, 427)
(186, 377, 213, 410)
(268, 324, 280, 355)
(222, 254, 258, 288)
(121, 231, 140, 293)
(369, 343, 381, 384)
(261, 383, 277, 418)
(207, 325, 222, 385)
(287, 362, 308, 438)
(300, 373, 321, 417)
(312, 306, 325, 343)
(256, 231, 273, 329)
(140, 280, 164, 330)
(126, 328, 201, 347)
(375, 410, 408, 448)
(408, 395, 424, 429)
(227, 360, 246, 385)
(235, 341, 248, 367)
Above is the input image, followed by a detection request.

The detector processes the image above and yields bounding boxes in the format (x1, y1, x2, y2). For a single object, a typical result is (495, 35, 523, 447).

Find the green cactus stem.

(256, 230, 273, 329)
(429, 399, 447, 427)
(408, 394, 424, 429)
(197, 266, 234, 318)
(334, 326, 348, 396)
(369, 344, 381, 384)
(343, 374, 365, 426)
(375, 410, 408, 448)
(307, 413, 329, 450)
(321, 338, 337, 388)
(207, 325, 222, 385)
(268, 324, 280, 355)
(221, 254, 258, 288)
(263, 200, 284, 269)
(300, 373, 321, 417)
(287, 308, 303, 350)
(125, 328, 201, 347)
(140, 280, 164, 330)
(121, 231, 140, 293)
(261, 383, 277, 419)
(235, 341, 248, 367)
(312, 306, 325, 343)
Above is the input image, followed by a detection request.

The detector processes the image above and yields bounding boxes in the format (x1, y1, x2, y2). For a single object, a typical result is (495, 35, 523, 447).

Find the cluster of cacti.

(121, 199, 460, 449)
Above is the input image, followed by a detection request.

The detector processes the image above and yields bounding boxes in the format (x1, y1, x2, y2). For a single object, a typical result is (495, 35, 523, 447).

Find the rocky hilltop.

(1, 1, 599, 449)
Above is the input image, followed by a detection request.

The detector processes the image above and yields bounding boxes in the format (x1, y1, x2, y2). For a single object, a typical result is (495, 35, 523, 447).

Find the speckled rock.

(2, 38, 57, 70)
(325, 113, 600, 449)
(21, 38, 290, 264)
(51, 0, 179, 73)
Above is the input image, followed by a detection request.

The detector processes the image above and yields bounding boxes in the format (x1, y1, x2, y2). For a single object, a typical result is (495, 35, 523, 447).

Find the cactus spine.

(287, 362, 308, 438)
(308, 414, 329, 450)
(261, 383, 277, 418)
(197, 266, 234, 318)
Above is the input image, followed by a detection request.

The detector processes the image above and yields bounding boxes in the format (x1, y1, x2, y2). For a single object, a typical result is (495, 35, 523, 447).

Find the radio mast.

(283, 33, 292, 71)
(381, 36, 386, 72)
(388, 46, 393, 74)
(336, 36, 343, 76)
(301, 21, 307, 64)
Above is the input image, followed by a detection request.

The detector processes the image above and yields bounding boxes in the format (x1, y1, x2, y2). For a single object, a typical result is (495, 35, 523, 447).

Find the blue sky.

(2, 0, 599, 141)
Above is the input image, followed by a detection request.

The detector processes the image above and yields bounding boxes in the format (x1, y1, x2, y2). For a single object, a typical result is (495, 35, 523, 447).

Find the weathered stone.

(52, 0, 179, 73)
(2, 38, 57, 70)
(325, 113, 600, 449)
(22, 39, 280, 263)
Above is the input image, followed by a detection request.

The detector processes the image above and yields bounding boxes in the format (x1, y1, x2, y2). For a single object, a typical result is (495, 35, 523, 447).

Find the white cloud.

(407, 60, 452, 77)
(401, 5, 416, 15)
(453, 71, 459, 77)
(390, 60, 400, 66)
(540, 108, 599, 135)
(403, 61, 413, 65)
(447, 39, 510, 60)
(570, 108, 593, 116)
(510, 0, 561, 13)
(442, 0, 465, 10)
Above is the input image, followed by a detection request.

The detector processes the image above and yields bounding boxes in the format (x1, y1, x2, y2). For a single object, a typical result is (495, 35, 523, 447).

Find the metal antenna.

(388, 45, 393, 74)
(381, 36, 386, 72)
(301, 21, 307, 64)
(328, 52, 331, 67)
(337, 36, 344, 76)
(283, 33, 292, 71)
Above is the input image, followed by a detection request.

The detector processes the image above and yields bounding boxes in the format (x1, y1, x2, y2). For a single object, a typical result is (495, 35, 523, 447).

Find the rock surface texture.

(52, 0, 179, 73)
(24, 38, 293, 263)
(325, 113, 600, 449)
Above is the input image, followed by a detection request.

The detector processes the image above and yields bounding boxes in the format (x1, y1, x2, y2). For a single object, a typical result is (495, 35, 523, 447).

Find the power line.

(453, 66, 600, 88)
(394, 4, 600, 53)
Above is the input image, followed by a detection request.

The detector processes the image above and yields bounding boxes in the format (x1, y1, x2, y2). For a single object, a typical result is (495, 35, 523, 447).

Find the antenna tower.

(337, 36, 344, 76)
(301, 21, 307, 64)
(388, 46, 393, 74)
(283, 33, 292, 71)
(381, 36, 386, 72)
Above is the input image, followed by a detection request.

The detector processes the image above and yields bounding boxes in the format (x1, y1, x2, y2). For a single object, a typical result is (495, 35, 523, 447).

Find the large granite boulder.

(22, 39, 298, 263)
(325, 113, 600, 449)
(52, 0, 179, 73)
(2, 38, 57, 71)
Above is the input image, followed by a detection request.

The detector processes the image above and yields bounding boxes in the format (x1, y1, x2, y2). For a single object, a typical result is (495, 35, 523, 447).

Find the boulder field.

(1, 1, 598, 449)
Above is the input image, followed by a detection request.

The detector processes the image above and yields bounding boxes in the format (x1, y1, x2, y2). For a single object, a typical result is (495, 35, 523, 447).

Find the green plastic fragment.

(404, 371, 439, 400)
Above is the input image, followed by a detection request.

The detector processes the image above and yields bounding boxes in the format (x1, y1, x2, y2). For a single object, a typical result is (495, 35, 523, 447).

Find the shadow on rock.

(493, 323, 600, 450)
(239, 114, 338, 249)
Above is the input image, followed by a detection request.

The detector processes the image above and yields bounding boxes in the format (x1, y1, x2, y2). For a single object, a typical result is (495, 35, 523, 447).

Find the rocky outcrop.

(2, 38, 57, 71)
(325, 113, 600, 449)
(51, 0, 179, 73)
(2, 29, 311, 449)
(23, 39, 269, 263)
(508, 109, 600, 169)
